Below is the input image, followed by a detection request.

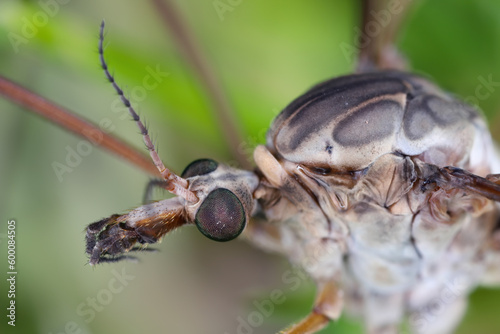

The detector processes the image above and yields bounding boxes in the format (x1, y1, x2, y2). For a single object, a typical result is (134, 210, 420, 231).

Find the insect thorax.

(267, 71, 483, 171)
(251, 71, 500, 325)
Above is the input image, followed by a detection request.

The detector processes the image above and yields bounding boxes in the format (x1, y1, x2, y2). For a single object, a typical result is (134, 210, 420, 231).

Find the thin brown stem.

(0, 75, 159, 177)
(357, 0, 414, 72)
(150, 0, 250, 169)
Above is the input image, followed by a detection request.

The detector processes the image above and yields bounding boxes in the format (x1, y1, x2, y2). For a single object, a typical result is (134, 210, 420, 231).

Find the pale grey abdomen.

(267, 71, 480, 171)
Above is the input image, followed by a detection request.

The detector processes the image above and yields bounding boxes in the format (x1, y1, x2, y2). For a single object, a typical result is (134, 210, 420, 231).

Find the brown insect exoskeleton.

(1, 1, 500, 333)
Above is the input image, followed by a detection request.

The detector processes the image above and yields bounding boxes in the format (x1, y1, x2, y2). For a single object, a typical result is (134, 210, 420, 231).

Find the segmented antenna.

(98, 21, 197, 203)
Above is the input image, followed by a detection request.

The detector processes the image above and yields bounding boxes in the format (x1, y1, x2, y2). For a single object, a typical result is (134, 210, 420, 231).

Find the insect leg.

(433, 167, 500, 202)
(280, 281, 342, 334)
(142, 179, 169, 204)
(0, 75, 159, 176)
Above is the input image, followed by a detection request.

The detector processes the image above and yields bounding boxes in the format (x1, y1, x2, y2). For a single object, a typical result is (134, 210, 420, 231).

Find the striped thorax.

(251, 70, 500, 333)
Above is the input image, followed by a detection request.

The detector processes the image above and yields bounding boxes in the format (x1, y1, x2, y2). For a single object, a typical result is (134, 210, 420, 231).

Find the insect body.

(1, 2, 499, 333)
(254, 71, 500, 333)
(86, 52, 500, 333)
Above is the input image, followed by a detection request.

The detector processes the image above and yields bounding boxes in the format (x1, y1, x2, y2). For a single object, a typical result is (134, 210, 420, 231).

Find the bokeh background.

(1, 0, 500, 333)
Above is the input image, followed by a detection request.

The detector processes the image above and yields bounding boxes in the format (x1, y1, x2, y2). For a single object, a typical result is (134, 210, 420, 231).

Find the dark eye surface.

(181, 159, 218, 178)
(195, 188, 246, 242)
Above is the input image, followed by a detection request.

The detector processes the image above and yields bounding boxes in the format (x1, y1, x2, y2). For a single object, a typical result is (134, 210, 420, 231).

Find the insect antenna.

(98, 20, 197, 203)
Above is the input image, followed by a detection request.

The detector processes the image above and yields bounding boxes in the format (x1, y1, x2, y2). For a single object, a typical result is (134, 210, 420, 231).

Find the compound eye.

(195, 188, 246, 242)
(181, 159, 218, 178)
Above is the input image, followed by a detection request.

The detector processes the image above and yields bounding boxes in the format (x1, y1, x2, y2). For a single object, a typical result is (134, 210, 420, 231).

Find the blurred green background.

(1, 0, 500, 333)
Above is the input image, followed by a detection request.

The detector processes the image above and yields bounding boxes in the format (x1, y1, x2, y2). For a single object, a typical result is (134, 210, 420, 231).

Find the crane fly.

(1, 1, 500, 333)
